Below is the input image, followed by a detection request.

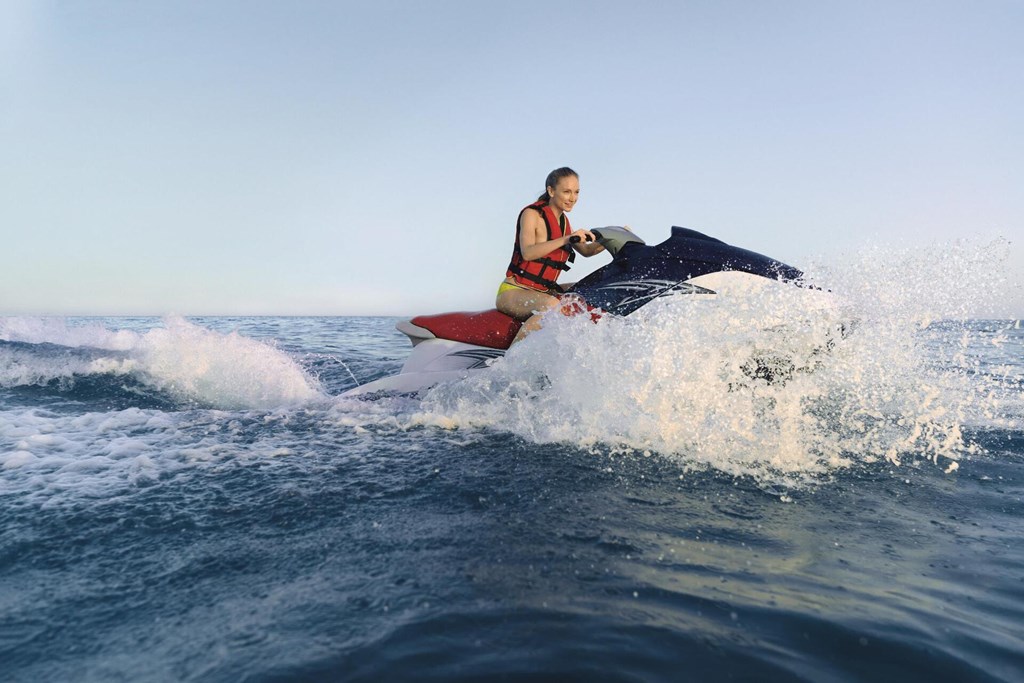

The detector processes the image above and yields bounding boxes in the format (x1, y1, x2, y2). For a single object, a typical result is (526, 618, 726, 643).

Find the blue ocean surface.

(1, 308, 1022, 682)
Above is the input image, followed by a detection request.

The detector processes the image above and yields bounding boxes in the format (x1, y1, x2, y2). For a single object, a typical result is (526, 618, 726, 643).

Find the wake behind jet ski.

(341, 226, 833, 398)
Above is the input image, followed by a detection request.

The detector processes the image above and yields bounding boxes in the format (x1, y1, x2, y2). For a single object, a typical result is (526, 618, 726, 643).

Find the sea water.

(1, 242, 1022, 682)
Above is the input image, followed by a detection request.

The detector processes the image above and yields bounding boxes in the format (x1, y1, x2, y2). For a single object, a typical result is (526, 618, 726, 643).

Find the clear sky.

(2, 0, 1022, 317)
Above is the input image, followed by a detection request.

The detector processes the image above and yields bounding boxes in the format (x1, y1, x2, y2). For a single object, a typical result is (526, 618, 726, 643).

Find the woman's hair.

(537, 167, 578, 202)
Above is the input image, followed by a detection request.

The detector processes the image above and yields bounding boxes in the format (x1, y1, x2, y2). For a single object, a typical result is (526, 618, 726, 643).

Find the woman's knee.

(522, 293, 559, 318)
(499, 290, 557, 320)
(535, 295, 560, 312)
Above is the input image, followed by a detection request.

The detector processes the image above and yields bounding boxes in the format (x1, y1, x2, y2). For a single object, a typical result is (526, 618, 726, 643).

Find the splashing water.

(418, 238, 1019, 482)
(131, 317, 324, 408)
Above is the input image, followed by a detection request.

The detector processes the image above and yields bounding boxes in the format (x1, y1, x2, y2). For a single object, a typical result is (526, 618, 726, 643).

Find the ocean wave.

(0, 316, 324, 410)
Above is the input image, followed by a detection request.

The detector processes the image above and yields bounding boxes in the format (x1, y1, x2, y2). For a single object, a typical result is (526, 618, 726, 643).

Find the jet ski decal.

(448, 348, 506, 369)
(590, 279, 715, 315)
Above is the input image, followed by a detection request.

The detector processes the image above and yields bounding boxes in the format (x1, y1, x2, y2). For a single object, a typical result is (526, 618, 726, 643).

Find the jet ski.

(342, 226, 836, 397)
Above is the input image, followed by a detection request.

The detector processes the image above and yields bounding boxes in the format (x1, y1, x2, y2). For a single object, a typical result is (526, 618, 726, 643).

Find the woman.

(496, 167, 604, 342)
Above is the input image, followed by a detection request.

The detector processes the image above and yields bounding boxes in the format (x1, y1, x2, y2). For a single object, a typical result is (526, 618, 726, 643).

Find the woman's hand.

(568, 228, 597, 244)
(568, 228, 604, 256)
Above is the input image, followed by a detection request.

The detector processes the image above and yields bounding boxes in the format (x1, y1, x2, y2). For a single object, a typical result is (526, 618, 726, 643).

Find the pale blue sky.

(2, 0, 1022, 316)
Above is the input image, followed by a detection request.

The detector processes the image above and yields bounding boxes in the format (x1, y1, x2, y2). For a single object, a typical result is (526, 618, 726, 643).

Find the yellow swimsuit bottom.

(496, 278, 533, 297)
(497, 278, 562, 298)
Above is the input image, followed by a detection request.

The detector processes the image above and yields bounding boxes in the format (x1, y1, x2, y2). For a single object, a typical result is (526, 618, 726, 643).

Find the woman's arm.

(572, 239, 605, 257)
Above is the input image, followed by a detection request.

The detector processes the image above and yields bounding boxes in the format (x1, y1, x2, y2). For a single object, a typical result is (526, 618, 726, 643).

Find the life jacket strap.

(506, 264, 561, 290)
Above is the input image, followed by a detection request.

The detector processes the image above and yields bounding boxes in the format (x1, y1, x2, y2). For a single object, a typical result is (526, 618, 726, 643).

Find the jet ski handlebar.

(580, 226, 647, 257)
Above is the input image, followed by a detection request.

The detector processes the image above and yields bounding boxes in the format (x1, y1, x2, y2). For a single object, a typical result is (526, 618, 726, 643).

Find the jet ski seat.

(401, 309, 522, 350)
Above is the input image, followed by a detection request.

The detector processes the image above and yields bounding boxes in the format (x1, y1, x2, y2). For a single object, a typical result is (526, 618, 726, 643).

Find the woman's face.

(548, 175, 580, 213)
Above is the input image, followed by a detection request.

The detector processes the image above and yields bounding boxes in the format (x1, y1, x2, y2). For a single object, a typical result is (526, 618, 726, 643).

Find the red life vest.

(505, 200, 575, 291)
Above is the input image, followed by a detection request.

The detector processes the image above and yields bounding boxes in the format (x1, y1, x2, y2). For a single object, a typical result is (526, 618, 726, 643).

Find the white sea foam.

(0, 406, 295, 503)
(416, 238, 1020, 481)
(0, 316, 324, 409)
(0, 317, 338, 503)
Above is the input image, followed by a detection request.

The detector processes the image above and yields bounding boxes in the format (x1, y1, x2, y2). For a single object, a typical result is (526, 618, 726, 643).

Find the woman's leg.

(496, 287, 560, 343)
